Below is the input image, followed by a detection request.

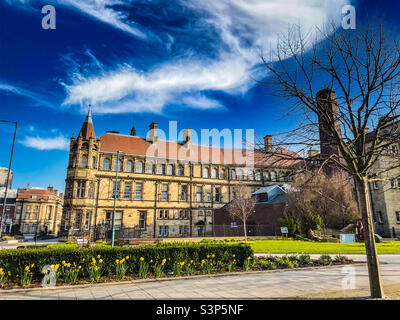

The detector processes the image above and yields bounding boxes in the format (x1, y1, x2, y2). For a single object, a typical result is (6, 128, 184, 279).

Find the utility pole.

(0, 120, 17, 239)
(111, 151, 121, 247)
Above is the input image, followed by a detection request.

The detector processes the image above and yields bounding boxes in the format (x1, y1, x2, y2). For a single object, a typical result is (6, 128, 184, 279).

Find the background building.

(14, 185, 64, 235)
(0, 187, 17, 234)
(60, 107, 298, 241)
(0, 167, 13, 189)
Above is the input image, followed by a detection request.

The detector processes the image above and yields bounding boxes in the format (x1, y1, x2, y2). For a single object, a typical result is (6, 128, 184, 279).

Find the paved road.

(0, 254, 399, 300)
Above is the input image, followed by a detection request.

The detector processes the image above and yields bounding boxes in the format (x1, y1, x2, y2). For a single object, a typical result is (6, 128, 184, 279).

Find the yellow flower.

(97, 255, 101, 259)
(211, 254, 215, 258)
(162, 258, 166, 265)
(140, 257, 144, 261)
(201, 259, 205, 264)
(67, 263, 71, 268)
(24, 266, 29, 271)
(247, 257, 252, 260)
(126, 256, 129, 260)
(82, 258, 85, 262)
(62, 261, 66, 265)
(8, 271, 11, 276)
(31, 264, 34, 268)
(116, 259, 120, 264)
(232, 254, 235, 257)
(99, 259, 103, 263)
(207, 255, 210, 258)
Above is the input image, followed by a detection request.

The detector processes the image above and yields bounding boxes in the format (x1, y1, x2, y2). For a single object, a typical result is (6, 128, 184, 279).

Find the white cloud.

(0, 82, 54, 108)
(21, 135, 69, 151)
(61, 0, 349, 114)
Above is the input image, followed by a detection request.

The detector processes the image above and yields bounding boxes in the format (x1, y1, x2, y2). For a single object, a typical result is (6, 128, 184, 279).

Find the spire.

(130, 121, 137, 136)
(79, 104, 96, 139)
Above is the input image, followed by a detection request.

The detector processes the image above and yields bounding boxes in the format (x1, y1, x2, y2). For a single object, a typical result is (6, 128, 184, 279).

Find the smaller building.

(14, 185, 64, 236)
(0, 187, 17, 234)
(0, 167, 13, 189)
(213, 185, 288, 237)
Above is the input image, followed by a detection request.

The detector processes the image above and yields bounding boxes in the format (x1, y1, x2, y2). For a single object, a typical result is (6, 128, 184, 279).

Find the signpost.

(281, 226, 288, 239)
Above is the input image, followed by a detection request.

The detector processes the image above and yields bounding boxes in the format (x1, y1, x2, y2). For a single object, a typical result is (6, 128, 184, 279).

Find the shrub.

(275, 256, 294, 268)
(279, 213, 301, 237)
(298, 254, 312, 266)
(333, 255, 353, 264)
(260, 259, 276, 270)
(317, 254, 332, 266)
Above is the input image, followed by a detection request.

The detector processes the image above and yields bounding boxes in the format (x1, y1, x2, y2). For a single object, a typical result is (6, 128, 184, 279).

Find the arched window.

(248, 170, 254, 181)
(113, 159, 123, 172)
(270, 171, 276, 181)
(88, 182, 95, 199)
(167, 164, 173, 175)
(177, 165, 184, 176)
(147, 162, 154, 174)
(135, 161, 143, 173)
(203, 167, 209, 178)
(220, 169, 225, 179)
(231, 169, 236, 180)
(80, 155, 87, 168)
(81, 143, 89, 150)
(125, 160, 133, 173)
(91, 156, 96, 169)
(211, 168, 217, 179)
(279, 172, 285, 182)
(157, 164, 164, 175)
(102, 158, 110, 171)
(264, 171, 270, 181)
(255, 171, 261, 181)
(237, 169, 244, 180)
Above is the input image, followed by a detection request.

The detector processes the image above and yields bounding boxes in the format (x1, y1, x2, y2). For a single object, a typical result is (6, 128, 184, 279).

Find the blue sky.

(0, 0, 395, 192)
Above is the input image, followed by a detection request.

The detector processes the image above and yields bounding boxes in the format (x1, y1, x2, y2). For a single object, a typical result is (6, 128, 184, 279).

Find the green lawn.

(247, 240, 400, 254)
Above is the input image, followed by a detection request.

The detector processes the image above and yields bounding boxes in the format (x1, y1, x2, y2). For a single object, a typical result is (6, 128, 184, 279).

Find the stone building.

(14, 185, 64, 235)
(59, 106, 299, 240)
(0, 187, 17, 234)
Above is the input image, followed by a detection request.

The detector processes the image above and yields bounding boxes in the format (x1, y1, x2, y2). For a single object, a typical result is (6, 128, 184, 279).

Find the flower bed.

(0, 243, 353, 290)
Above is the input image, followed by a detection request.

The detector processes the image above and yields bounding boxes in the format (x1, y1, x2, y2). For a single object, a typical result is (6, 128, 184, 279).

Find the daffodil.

(24, 266, 29, 271)
(140, 257, 144, 261)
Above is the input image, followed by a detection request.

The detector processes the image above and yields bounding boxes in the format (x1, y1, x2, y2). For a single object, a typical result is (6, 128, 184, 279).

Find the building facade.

(0, 187, 17, 234)
(59, 107, 298, 241)
(14, 185, 64, 235)
(0, 167, 13, 189)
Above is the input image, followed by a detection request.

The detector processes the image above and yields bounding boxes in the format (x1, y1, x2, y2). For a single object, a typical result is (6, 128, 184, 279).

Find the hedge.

(0, 242, 253, 281)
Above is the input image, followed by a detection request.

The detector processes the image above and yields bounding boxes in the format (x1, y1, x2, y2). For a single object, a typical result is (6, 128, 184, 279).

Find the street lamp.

(0, 120, 17, 239)
(111, 150, 122, 247)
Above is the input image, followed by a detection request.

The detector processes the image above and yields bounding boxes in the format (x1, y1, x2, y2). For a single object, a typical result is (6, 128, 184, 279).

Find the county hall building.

(59, 107, 297, 241)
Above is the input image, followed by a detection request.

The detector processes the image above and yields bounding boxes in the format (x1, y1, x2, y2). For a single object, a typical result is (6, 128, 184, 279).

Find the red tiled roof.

(99, 133, 300, 167)
(17, 188, 63, 201)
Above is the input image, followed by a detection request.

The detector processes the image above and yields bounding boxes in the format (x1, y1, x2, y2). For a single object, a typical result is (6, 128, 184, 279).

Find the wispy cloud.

(20, 134, 69, 151)
(61, 0, 349, 114)
(0, 82, 55, 108)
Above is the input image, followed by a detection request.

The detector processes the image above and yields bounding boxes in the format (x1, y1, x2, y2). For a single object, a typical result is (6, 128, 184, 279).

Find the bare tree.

(259, 22, 400, 298)
(227, 183, 257, 242)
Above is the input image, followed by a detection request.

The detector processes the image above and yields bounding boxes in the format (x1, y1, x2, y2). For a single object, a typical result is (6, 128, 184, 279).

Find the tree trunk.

(243, 218, 248, 242)
(355, 176, 384, 298)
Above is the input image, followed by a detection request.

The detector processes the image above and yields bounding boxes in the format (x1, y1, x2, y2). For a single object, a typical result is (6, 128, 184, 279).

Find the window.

(47, 206, 53, 220)
(231, 170, 236, 180)
(74, 210, 83, 230)
(124, 183, 132, 200)
(125, 160, 133, 173)
(179, 225, 183, 236)
(196, 186, 203, 202)
(161, 184, 168, 201)
(163, 225, 169, 237)
(248, 170, 254, 181)
(255, 171, 261, 181)
(139, 211, 147, 229)
(23, 224, 29, 233)
(237, 169, 244, 180)
(164, 210, 169, 219)
(147, 162, 154, 174)
(76, 181, 85, 198)
(177, 165, 184, 176)
(135, 161, 143, 173)
(206, 191, 211, 202)
(391, 179, 397, 189)
(373, 181, 379, 190)
(167, 164, 173, 175)
(112, 182, 120, 199)
(80, 155, 88, 168)
(85, 211, 91, 230)
(220, 169, 225, 179)
(135, 183, 143, 200)
(32, 213, 37, 220)
(198, 210, 204, 216)
(180, 185, 188, 201)
(34, 205, 40, 211)
(158, 226, 163, 237)
(215, 187, 221, 202)
(270, 171, 276, 181)
(91, 156, 96, 169)
(378, 211, 384, 224)
(159, 210, 164, 219)
(179, 210, 183, 219)
(106, 211, 122, 230)
(264, 171, 269, 181)
(26, 205, 31, 211)
(114, 160, 123, 172)
(102, 158, 110, 170)
(211, 168, 217, 179)
(396, 212, 400, 224)
(157, 164, 164, 175)
(88, 182, 95, 199)
(203, 167, 209, 178)
(30, 224, 37, 233)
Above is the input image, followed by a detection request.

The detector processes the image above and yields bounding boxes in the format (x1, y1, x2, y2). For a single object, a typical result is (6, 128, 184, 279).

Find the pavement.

(0, 254, 399, 300)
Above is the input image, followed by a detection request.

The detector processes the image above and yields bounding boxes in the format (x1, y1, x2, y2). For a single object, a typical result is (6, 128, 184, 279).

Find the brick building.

(60, 106, 299, 241)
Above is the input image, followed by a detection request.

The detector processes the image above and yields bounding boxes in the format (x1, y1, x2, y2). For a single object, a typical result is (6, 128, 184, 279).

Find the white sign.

(281, 227, 288, 234)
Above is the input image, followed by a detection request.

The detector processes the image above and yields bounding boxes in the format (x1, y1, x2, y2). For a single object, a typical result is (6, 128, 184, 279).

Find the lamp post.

(0, 120, 17, 239)
(111, 151, 121, 247)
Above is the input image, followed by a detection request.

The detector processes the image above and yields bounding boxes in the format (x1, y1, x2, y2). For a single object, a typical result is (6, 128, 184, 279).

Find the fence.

(59, 224, 282, 242)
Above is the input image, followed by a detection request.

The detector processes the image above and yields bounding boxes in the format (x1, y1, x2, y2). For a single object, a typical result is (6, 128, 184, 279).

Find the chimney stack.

(183, 128, 191, 148)
(264, 135, 273, 152)
(26, 184, 30, 190)
(148, 122, 158, 143)
(47, 186, 54, 193)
